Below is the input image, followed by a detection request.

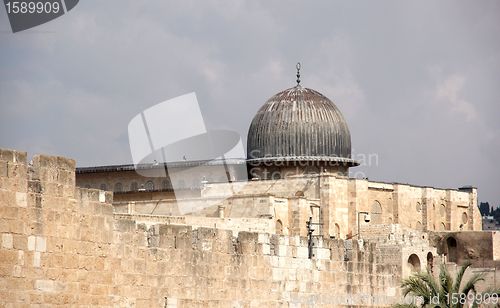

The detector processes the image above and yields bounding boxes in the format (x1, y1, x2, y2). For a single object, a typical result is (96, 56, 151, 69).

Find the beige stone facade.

(78, 167, 482, 241)
(1, 148, 498, 307)
(0, 149, 408, 306)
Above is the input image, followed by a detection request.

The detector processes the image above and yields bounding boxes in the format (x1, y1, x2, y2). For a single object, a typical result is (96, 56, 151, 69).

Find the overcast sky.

(1, 1, 499, 206)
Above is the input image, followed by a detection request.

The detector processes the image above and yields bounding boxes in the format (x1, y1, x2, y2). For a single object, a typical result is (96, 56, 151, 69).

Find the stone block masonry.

(0, 148, 402, 307)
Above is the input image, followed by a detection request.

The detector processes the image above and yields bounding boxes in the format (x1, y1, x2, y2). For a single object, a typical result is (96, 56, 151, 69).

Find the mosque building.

(76, 65, 482, 241)
(2, 65, 497, 307)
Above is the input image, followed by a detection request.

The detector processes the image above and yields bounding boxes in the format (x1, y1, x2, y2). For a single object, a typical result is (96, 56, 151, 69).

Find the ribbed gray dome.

(247, 85, 357, 165)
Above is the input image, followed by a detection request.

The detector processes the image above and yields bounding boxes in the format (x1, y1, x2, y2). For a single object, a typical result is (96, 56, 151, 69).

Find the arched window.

(99, 183, 107, 191)
(334, 223, 340, 239)
(416, 202, 422, 212)
(371, 201, 382, 224)
(407, 254, 421, 273)
(427, 252, 434, 273)
(114, 182, 123, 192)
(415, 221, 422, 230)
(130, 182, 138, 191)
(308, 204, 322, 235)
(440, 204, 446, 216)
(440, 222, 446, 231)
(145, 180, 154, 191)
(295, 191, 305, 197)
(461, 212, 468, 224)
(275, 220, 283, 235)
(446, 237, 458, 263)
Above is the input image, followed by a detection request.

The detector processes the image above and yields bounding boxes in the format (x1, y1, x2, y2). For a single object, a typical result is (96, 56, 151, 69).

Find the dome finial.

(296, 62, 301, 86)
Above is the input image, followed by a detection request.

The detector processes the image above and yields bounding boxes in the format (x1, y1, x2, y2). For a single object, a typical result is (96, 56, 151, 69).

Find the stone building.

(2, 74, 497, 307)
(3, 148, 498, 307)
(76, 80, 483, 239)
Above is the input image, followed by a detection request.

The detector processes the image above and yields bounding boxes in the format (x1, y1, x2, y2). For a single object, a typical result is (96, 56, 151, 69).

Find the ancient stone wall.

(113, 214, 275, 235)
(359, 224, 438, 278)
(1, 149, 403, 307)
(429, 231, 500, 267)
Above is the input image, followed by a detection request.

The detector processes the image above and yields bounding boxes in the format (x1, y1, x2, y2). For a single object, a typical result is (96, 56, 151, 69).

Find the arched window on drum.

(370, 201, 382, 224)
(145, 180, 154, 191)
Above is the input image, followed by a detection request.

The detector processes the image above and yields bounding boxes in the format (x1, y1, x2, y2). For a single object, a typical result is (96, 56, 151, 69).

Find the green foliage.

(393, 261, 499, 308)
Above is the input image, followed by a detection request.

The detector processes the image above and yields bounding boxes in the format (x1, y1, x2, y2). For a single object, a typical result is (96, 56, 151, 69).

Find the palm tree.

(393, 261, 498, 308)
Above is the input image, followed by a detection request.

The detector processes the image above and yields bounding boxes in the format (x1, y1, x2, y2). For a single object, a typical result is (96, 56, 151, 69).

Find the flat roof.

(76, 158, 247, 174)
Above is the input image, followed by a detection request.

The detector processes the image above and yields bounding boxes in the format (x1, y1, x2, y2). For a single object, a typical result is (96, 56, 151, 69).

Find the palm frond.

(459, 273, 484, 298)
(439, 264, 454, 294)
(396, 261, 495, 308)
(401, 276, 429, 297)
(452, 261, 472, 293)
(400, 274, 436, 305)
(414, 271, 441, 297)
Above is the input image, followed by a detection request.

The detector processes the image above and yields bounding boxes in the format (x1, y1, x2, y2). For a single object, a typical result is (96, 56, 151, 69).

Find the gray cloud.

(434, 74, 477, 122)
(0, 0, 499, 206)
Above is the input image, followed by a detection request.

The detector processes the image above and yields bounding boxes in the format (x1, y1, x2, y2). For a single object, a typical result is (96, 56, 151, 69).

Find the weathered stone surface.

(0, 148, 496, 307)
